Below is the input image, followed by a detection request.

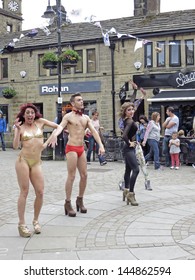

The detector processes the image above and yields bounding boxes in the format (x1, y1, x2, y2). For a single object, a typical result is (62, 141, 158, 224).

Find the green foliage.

(2, 87, 17, 97)
(59, 49, 81, 62)
(40, 52, 58, 64)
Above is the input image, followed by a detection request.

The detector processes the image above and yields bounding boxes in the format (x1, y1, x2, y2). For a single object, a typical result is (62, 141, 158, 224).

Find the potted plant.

(40, 51, 58, 69)
(59, 49, 81, 68)
(2, 87, 17, 99)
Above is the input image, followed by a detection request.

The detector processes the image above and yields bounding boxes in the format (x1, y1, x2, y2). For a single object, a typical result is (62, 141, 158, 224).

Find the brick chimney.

(134, 0, 160, 16)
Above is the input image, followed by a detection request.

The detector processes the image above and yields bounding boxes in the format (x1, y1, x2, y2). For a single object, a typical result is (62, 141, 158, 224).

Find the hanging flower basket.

(59, 49, 80, 69)
(40, 52, 58, 69)
(2, 88, 17, 99)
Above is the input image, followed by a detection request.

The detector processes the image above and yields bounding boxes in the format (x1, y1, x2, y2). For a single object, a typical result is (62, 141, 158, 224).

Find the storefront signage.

(39, 81, 101, 95)
(168, 71, 195, 88)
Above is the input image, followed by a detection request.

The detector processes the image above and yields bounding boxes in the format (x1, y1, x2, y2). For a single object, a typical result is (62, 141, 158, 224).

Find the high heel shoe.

(64, 200, 76, 217)
(126, 192, 138, 206)
(18, 224, 32, 238)
(33, 220, 41, 234)
(123, 188, 129, 201)
(76, 196, 87, 213)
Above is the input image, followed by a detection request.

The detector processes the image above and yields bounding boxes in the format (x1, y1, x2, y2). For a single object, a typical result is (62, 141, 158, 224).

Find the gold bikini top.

(21, 123, 43, 141)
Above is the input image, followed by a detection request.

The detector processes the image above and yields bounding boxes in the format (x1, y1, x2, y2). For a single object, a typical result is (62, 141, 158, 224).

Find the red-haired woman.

(13, 103, 59, 237)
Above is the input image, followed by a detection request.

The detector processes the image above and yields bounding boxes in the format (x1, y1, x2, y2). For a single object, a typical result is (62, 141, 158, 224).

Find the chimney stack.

(134, 0, 160, 17)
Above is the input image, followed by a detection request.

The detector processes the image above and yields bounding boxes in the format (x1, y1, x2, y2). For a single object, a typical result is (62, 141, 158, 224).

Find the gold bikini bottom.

(18, 154, 41, 169)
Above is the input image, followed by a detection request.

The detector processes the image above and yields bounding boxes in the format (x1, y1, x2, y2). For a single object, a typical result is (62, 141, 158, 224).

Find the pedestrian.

(142, 112, 162, 170)
(86, 111, 107, 166)
(13, 103, 60, 237)
(0, 111, 7, 151)
(169, 131, 181, 170)
(120, 102, 139, 206)
(162, 107, 179, 167)
(47, 92, 105, 217)
(136, 115, 149, 156)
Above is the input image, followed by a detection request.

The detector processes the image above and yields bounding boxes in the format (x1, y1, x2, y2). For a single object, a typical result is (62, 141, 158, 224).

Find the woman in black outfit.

(121, 102, 139, 206)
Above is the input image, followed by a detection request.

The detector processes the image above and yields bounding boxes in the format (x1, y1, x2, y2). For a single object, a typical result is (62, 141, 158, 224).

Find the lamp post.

(42, 0, 64, 160)
(109, 42, 116, 137)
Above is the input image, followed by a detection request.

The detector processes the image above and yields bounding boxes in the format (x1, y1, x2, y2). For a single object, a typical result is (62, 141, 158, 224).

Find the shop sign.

(168, 71, 195, 88)
(39, 81, 101, 95)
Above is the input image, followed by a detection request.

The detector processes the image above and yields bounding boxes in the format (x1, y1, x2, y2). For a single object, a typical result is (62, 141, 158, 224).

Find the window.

(87, 49, 96, 72)
(6, 24, 12, 33)
(38, 54, 47, 76)
(75, 50, 83, 73)
(185, 39, 194, 65)
(169, 40, 181, 67)
(157, 41, 165, 67)
(144, 42, 153, 67)
(1, 58, 8, 79)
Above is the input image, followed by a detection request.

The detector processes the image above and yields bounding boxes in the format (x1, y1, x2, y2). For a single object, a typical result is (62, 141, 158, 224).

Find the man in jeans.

(162, 107, 179, 167)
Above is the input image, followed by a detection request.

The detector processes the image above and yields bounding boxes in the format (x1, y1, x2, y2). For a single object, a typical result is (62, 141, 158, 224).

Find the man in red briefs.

(47, 92, 105, 217)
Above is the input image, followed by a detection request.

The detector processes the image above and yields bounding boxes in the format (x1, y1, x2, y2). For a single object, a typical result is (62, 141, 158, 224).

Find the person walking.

(136, 115, 149, 156)
(162, 107, 179, 167)
(13, 103, 59, 237)
(120, 102, 139, 206)
(142, 112, 162, 170)
(169, 131, 181, 170)
(47, 93, 105, 217)
(86, 111, 107, 166)
(0, 111, 7, 151)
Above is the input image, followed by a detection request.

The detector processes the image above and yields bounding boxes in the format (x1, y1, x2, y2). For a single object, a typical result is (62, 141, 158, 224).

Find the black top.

(123, 118, 137, 146)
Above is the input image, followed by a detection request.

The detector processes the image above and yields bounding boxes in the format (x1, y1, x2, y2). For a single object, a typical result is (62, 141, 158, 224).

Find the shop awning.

(147, 89, 195, 102)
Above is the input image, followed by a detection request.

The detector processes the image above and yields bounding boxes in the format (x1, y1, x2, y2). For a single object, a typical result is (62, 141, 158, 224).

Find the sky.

(1, 0, 194, 30)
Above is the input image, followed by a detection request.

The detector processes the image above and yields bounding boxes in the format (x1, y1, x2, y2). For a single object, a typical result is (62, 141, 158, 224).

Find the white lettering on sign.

(41, 86, 69, 93)
(176, 72, 195, 87)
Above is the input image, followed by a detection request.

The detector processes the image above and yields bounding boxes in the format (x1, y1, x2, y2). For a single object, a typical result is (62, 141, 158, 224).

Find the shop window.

(87, 49, 96, 73)
(157, 41, 165, 67)
(62, 100, 97, 116)
(169, 40, 181, 67)
(144, 42, 153, 68)
(185, 39, 194, 65)
(1, 58, 8, 79)
(75, 50, 83, 73)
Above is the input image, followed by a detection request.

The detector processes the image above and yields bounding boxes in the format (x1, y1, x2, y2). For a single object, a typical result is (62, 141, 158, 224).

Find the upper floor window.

(144, 42, 153, 67)
(169, 40, 181, 67)
(87, 49, 96, 72)
(156, 41, 165, 67)
(6, 24, 12, 33)
(75, 50, 83, 73)
(1, 58, 8, 79)
(185, 39, 194, 65)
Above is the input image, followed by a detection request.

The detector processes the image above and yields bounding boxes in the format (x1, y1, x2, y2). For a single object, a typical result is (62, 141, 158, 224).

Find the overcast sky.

(1, 0, 194, 30)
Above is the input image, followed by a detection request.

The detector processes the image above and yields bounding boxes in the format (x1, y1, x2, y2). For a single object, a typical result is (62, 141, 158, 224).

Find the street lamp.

(42, 0, 65, 160)
(109, 42, 116, 137)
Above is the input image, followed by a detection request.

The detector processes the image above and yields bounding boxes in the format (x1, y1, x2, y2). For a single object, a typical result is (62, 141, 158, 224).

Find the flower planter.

(3, 93, 15, 99)
(62, 59, 78, 69)
(43, 61, 58, 69)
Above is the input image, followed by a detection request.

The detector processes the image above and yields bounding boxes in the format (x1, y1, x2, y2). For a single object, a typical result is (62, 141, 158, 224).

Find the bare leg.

(15, 158, 30, 225)
(30, 164, 44, 221)
(77, 152, 87, 197)
(65, 151, 78, 200)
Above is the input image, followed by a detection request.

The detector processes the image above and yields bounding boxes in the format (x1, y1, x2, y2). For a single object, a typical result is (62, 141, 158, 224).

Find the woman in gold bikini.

(13, 104, 59, 238)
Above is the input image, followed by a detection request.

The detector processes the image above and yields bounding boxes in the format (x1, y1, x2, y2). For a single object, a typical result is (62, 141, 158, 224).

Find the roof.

(1, 9, 195, 51)
(147, 89, 195, 102)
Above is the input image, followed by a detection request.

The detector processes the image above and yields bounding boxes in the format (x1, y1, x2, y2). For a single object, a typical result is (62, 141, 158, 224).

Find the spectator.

(86, 111, 107, 166)
(169, 132, 181, 170)
(142, 112, 162, 170)
(162, 107, 179, 167)
(0, 111, 6, 151)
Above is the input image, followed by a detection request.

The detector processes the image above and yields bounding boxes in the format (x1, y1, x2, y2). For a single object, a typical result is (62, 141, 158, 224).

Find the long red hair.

(16, 103, 42, 124)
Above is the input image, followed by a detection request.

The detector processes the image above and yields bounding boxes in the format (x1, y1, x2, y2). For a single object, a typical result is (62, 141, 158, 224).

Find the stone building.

(0, 0, 195, 147)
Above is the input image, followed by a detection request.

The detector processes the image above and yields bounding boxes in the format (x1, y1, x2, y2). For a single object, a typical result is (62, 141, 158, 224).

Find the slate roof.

(1, 9, 195, 51)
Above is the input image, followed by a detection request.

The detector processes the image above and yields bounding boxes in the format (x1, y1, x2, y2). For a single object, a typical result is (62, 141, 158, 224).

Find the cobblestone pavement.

(0, 148, 195, 260)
